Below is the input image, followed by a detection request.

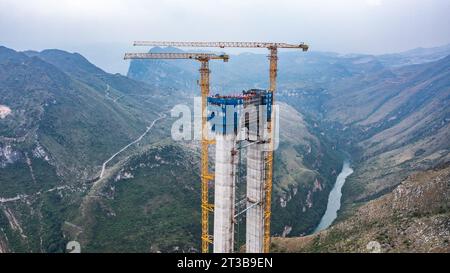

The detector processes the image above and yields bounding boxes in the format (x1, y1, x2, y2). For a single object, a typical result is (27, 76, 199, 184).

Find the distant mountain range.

(127, 44, 450, 92)
(0, 43, 449, 252)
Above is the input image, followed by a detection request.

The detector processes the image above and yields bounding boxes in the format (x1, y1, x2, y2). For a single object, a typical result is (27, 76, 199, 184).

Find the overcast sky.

(1, 0, 449, 74)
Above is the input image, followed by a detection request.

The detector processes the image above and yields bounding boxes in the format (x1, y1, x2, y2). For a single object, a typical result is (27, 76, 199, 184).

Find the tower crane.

(133, 41, 308, 91)
(132, 41, 309, 253)
(124, 52, 229, 253)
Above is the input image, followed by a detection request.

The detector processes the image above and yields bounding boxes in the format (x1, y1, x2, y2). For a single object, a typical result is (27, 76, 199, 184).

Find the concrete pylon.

(245, 143, 265, 253)
(213, 133, 237, 253)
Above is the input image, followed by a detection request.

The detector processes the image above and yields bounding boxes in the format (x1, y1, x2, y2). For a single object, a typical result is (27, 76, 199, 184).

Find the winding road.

(0, 185, 71, 204)
(99, 113, 166, 179)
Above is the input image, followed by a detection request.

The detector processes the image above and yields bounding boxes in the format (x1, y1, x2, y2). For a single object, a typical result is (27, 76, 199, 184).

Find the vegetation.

(272, 164, 450, 253)
(82, 145, 201, 252)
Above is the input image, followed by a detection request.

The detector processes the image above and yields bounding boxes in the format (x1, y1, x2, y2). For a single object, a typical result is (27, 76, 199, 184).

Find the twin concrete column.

(213, 138, 265, 253)
(213, 134, 237, 253)
(245, 143, 265, 253)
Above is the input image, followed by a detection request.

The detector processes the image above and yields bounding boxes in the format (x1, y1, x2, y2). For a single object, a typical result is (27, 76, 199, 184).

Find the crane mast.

(125, 52, 228, 253)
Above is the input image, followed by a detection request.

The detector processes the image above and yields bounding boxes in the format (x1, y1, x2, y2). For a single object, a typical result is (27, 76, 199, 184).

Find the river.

(313, 160, 353, 233)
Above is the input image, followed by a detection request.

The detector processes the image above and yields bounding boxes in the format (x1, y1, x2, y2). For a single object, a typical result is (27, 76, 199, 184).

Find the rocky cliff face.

(272, 163, 450, 253)
(329, 56, 450, 207)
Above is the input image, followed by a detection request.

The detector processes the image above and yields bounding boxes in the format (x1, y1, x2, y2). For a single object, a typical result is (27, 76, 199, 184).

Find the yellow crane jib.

(132, 41, 309, 51)
(124, 52, 229, 61)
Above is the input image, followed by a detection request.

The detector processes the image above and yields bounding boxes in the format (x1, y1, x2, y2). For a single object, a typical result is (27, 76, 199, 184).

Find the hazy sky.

(1, 0, 449, 74)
